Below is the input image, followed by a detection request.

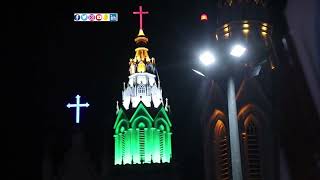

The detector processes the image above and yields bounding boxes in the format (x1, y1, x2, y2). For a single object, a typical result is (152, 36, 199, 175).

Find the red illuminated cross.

(133, 6, 149, 30)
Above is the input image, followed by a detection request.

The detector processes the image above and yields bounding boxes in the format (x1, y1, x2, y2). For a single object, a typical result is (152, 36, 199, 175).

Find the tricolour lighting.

(230, 44, 246, 57)
(199, 51, 215, 66)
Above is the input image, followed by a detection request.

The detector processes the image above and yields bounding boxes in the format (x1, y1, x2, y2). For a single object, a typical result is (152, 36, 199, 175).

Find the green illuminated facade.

(114, 103, 172, 165)
(113, 26, 173, 165)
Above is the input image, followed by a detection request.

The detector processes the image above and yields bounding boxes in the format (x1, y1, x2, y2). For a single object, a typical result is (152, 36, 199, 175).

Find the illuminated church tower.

(113, 6, 172, 165)
(201, 1, 278, 180)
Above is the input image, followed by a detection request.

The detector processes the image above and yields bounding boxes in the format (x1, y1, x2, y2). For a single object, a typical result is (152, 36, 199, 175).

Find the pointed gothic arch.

(206, 109, 231, 180)
(115, 119, 129, 134)
(131, 116, 153, 129)
(154, 118, 170, 132)
(213, 120, 231, 180)
(238, 104, 266, 180)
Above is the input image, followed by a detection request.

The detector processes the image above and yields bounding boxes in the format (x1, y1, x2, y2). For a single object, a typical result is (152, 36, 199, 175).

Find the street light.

(196, 43, 247, 180)
(199, 51, 216, 66)
(230, 44, 247, 57)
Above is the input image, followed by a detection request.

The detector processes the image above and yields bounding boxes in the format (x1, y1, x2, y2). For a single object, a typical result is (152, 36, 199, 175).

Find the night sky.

(7, 1, 217, 179)
(5, 0, 320, 180)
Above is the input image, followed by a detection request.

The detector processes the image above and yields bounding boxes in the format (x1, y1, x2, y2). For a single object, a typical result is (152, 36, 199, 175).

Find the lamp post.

(196, 44, 247, 180)
(194, 39, 269, 180)
(196, 1, 272, 179)
(227, 75, 243, 180)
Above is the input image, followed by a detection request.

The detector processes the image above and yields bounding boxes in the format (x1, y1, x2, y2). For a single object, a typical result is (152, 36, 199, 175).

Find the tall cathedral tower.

(202, 1, 278, 180)
(113, 6, 172, 165)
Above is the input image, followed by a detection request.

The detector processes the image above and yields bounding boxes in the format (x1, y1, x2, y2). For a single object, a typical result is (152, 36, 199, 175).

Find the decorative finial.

(155, 69, 161, 88)
(116, 101, 119, 114)
(138, 29, 145, 36)
(165, 98, 168, 111)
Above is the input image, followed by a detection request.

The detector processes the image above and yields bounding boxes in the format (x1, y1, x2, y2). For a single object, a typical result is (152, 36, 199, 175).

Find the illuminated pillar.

(132, 128, 139, 164)
(114, 135, 121, 165)
(145, 128, 152, 163)
(124, 130, 132, 164)
(153, 129, 161, 163)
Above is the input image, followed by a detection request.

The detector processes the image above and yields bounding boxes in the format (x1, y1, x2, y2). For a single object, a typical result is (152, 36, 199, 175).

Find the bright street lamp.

(195, 43, 248, 180)
(199, 51, 215, 66)
(230, 44, 247, 57)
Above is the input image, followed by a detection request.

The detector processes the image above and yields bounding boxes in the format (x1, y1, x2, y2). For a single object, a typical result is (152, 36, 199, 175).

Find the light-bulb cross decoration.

(66, 94, 89, 124)
(133, 5, 149, 30)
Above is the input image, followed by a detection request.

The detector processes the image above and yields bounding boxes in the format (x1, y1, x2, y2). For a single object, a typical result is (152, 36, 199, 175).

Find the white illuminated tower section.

(113, 6, 172, 165)
(122, 31, 163, 109)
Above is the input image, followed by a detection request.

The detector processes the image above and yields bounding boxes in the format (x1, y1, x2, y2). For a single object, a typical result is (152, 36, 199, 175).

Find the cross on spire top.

(133, 5, 149, 30)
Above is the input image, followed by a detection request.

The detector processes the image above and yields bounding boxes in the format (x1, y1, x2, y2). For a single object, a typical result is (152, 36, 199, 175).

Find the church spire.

(122, 5, 162, 110)
(114, 5, 172, 166)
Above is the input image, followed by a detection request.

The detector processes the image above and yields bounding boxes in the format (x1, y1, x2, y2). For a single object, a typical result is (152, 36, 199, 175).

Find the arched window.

(214, 120, 231, 180)
(244, 115, 262, 180)
(137, 84, 146, 95)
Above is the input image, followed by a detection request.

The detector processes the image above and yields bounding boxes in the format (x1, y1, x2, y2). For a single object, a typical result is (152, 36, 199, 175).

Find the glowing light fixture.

(243, 23, 249, 28)
(200, 13, 208, 21)
(243, 29, 249, 34)
(230, 44, 246, 57)
(261, 32, 268, 38)
(261, 26, 267, 31)
(199, 51, 215, 66)
(192, 69, 206, 77)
